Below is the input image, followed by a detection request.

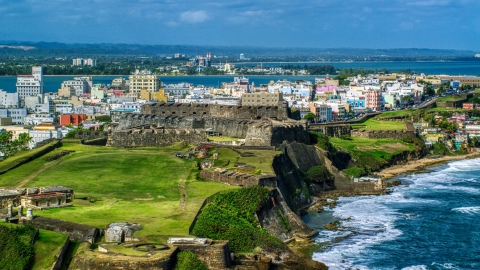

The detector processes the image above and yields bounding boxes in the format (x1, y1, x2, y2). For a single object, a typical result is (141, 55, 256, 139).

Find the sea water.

(307, 158, 480, 270)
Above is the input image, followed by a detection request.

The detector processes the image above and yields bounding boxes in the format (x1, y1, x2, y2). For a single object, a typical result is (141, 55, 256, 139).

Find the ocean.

(303, 158, 480, 270)
(1, 61, 480, 93)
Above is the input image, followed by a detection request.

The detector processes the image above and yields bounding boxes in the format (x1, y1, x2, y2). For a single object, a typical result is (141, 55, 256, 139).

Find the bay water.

(304, 158, 480, 269)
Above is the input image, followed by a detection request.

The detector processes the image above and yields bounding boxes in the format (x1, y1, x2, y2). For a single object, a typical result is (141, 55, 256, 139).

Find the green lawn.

(436, 95, 464, 102)
(207, 135, 239, 142)
(33, 229, 68, 270)
(377, 110, 418, 118)
(1, 143, 237, 238)
(351, 119, 406, 131)
(330, 137, 414, 162)
(212, 148, 279, 174)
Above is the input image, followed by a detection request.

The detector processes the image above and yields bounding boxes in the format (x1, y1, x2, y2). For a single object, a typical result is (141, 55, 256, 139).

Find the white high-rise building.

(16, 66, 43, 99)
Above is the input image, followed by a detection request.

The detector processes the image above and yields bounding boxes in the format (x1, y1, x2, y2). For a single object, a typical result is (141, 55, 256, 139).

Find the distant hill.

(0, 40, 476, 60)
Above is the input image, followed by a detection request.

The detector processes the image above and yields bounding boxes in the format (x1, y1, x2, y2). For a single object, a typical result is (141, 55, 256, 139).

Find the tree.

(303, 112, 316, 122)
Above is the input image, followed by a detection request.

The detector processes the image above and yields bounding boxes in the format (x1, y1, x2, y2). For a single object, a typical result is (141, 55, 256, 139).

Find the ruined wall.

(141, 102, 289, 120)
(200, 169, 277, 188)
(204, 118, 252, 138)
(174, 241, 232, 270)
(353, 181, 384, 195)
(73, 247, 178, 270)
(51, 237, 70, 270)
(270, 124, 310, 146)
(27, 216, 99, 243)
(107, 128, 207, 147)
(74, 131, 110, 140)
(351, 129, 416, 140)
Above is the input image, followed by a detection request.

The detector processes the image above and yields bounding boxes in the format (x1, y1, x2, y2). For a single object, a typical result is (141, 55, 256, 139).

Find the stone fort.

(107, 101, 310, 148)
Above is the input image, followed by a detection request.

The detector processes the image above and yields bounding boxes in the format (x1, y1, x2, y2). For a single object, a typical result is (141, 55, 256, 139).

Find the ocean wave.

(451, 206, 480, 215)
(401, 265, 427, 270)
(431, 262, 459, 269)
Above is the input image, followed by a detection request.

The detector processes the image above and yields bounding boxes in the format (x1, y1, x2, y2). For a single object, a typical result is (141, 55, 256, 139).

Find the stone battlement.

(142, 101, 289, 120)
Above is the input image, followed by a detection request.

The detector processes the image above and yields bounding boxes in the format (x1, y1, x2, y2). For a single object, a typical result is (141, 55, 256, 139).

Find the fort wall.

(200, 169, 277, 188)
(26, 216, 99, 243)
(351, 129, 416, 140)
(141, 101, 289, 120)
(107, 127, 207, 147)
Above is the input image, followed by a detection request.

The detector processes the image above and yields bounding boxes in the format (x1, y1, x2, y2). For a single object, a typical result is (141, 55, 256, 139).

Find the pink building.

(366, 90, 382, 111)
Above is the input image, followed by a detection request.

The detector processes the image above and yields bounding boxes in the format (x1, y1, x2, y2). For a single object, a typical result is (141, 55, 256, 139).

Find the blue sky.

(1, 0, 479, 50)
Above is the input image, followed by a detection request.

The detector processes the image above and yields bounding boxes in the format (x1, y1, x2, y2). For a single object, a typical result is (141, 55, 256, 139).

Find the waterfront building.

(129, 70, 160, 94)
(0, 90, 19, 108)
(163, 83, 192, 98)
(58, 77, 92, 97)
(72, 58, 96, 66)
(111, 78, 128, 90)
(16, 66, 43, 99)
(241, 90, 283, 106)
(0, 108, 27, 124)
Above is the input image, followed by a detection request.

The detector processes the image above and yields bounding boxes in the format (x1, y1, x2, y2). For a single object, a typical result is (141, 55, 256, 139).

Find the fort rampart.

(141, 101, 290, 120)
(351, 129, 416, 140)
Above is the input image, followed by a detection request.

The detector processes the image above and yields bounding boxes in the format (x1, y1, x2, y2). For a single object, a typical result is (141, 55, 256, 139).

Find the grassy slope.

(33, 229, 68, 270)
(1, 143, 237, 237)
(351, 118, 406, 131)
(212, 148, 279, 174)
(0, 222, 67, 270)
(330, 137, 414, 162)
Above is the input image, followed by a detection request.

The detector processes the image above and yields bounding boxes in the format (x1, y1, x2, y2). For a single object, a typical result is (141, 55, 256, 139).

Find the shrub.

(433, 142, 450, 156)
(175, 251, 208, 270)
(305, 166, 332, 183)
(402, 136, 414, 143)
(343, 166, 367, 178)
(309, 132, 335, 151)
(192, 186, 287, 253)
(0, 225, 36, 270)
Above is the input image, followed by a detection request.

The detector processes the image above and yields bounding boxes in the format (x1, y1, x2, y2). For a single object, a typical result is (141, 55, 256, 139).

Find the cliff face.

(256, 189, 317, 241)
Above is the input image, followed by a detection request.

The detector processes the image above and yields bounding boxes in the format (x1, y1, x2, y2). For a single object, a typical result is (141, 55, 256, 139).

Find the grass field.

(0, 143, 238, 238)
(212, 148, 279, 174)
(377, 110, 418, 118)
(330, 137, 414, 162)
(351, 119, 406, 131)
(436, 95, 464, 102)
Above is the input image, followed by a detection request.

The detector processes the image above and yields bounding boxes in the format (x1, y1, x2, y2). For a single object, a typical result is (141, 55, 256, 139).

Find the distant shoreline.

(378, 151, 480, 180)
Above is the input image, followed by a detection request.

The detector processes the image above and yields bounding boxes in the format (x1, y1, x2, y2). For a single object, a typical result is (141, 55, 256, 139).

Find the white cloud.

(179, 10, 210, 23)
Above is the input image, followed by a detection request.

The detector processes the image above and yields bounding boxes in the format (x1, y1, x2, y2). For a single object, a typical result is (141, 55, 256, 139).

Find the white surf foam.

(451, 206, 480, 215)
(402, 265, 427, 270)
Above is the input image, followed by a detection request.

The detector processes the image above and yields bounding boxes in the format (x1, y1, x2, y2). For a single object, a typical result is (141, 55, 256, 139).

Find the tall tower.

(33, 66, 43, 81)
(206, 52, 212, 67)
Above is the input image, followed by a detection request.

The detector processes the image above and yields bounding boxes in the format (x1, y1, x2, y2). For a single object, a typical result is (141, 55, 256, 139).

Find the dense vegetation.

(0, 224, 37, 270)
(305, 166, 332, 183)
(175, 251, 208, 270)
(192, 186, 286, 253)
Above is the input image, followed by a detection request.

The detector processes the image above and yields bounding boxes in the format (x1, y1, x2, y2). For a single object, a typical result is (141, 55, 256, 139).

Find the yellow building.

(129, 72, 160, 93)
(241, 91, 283, 106)
(140, 88, 167, 102)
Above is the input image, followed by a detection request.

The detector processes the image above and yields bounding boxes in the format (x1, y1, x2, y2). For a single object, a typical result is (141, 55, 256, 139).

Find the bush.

(309, 132, 335, 151)
(355, 152, 385, 171)
(343, 166, 367, 178)
(402, 136, 414, 143)
(305, 166, 332, 183)
(0, 225, 36, 270)
(175, 251, 208, 270)
(433, 142, 450, 156)
(192, 186, 287, 253)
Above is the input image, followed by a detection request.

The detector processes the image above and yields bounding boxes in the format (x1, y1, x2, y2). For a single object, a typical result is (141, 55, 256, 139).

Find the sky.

(1, 0, 479, 50)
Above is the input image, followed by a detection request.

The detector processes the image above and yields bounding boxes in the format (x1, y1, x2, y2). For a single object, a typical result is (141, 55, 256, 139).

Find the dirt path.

(15, 160, 59, 188)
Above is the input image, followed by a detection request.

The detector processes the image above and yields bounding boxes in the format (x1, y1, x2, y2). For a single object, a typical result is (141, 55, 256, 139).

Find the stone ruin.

(104, 222, 142, 243)
(0, 186, 74, 210)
